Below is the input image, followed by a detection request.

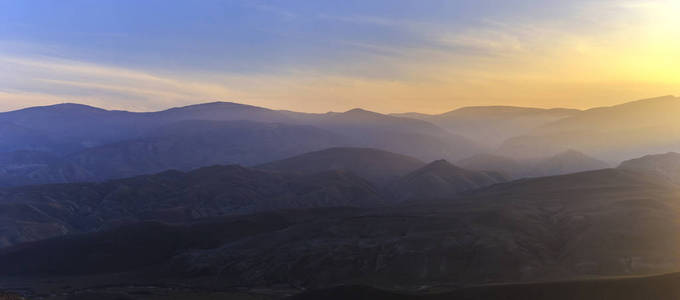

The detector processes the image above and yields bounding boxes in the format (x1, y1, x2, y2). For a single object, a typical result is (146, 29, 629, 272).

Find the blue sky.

(1, 0, 678, 113)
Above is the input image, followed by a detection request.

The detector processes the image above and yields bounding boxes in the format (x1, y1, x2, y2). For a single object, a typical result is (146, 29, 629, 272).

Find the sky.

(0, 0, 679, 114)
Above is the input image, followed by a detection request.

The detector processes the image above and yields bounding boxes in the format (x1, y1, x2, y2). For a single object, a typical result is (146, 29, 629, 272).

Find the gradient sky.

(1, 0, 678, 113)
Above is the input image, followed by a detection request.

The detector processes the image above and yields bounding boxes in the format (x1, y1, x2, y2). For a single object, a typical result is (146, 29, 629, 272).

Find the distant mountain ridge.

(393, 105, 580, 147)
(0, 102, 482, 187)
(497, 95, 680, 161)
(1, 95, 679, 188)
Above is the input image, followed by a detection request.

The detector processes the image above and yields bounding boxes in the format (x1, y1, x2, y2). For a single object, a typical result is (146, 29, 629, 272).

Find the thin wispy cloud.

(0, 0, 677, 113)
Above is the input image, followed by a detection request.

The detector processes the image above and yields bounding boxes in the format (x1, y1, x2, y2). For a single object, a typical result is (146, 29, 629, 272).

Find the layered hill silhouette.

(65, 120, 347, 180)
(497, 95, 680, 161)
(1, 162, 679, 294)
(3, 96, 680, 299)
(0, 102, 480, 160)
(394, 106, 579, 147)
(618, 152, 680, 183)
(139, 167, 680, 287)
(387, 159, 507, 201)
(2, 96, 679, 188)
(292, 108, 483, 161)
(257, 147, 426, 185)
(459, 150, 610, 179)
(0, 165, 384, 248)
(0, 148, 519, 248)
(0, 120, 345, 187)
(0, 102, 482, 187)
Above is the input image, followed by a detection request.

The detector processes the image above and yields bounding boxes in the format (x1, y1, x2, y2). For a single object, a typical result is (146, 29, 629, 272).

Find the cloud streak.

(0, 0, 678, 113)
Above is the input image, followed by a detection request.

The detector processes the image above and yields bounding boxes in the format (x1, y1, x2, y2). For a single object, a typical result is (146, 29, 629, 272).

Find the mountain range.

(496, 95, 680, 161)
(0, 147, 511, 248)
(2, 96, 680, 299)
(1, 152, 679, 299)
(0, 102, 481, 187)
(1, 96, 680, 188)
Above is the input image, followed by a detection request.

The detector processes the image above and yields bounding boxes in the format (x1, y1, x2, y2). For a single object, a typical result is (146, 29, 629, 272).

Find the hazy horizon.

(1, 94, 677, 115)
(2, 0, 679, 114)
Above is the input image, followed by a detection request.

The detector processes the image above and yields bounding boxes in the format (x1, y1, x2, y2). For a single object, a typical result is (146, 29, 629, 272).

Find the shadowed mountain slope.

(66, 120, 347, 180)
(0, 121, 61, 154)
(0, 120, 346, 187)
(0, 165, 383, 248)
(387, 160, 507, 201)
(0, 102, 483, 187)
(0, 151, 93, 187)
(0, 164, 679, 293)
(257, 147, 426, 185)
(294, 108, 484, 162)
(618, 152, 680, 183)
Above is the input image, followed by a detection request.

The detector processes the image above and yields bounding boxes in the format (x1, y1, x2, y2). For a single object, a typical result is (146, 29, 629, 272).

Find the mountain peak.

(162, 101, 269, 112)
(554, 149, 588, 158)
(388, 158, 506, 201)
(427, 159, 455, 168)
(411, 159, 469, 176)
(7, 102, 109, 114)
(343, 108, 381, 115)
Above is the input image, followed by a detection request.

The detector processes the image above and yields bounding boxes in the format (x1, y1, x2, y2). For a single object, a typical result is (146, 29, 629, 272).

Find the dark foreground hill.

(0, 165, 383, 248)
(257, 147, 426, 185)
(288, 273, 680, 300)
(2, 166, 679, 299)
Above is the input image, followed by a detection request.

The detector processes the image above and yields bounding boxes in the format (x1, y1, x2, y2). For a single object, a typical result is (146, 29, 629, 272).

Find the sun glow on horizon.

(0, 0, 679, 114)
